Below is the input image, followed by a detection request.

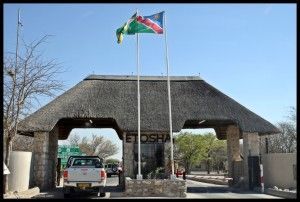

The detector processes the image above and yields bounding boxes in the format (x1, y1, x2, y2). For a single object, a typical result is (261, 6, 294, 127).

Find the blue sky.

(4, 4, 296, 160)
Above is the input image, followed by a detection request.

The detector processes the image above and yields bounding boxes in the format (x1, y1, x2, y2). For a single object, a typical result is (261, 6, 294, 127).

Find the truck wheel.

(63, 187, 71, 198)
(98, 187, 106, 197)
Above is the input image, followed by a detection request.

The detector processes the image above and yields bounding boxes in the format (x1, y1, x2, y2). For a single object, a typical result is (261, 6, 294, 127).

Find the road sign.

(58, 145, 85, 167)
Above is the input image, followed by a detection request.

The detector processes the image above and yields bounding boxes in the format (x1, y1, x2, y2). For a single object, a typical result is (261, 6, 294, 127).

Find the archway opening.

(173, 127, 231, 194)
(54, 118, 124, 195)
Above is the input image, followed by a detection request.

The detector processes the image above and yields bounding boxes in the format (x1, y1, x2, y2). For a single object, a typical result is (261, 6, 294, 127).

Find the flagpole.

(136, 9, 142, 180)
(11, 8, 21, 133)
(16, 8, 21, 67)
(163, 12, 176, 180)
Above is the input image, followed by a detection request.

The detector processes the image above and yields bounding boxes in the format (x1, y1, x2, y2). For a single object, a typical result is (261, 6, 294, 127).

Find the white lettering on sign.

(125, 134, 170, 143)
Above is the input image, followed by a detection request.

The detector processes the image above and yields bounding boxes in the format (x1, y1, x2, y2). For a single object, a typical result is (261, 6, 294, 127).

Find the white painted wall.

(262, 153, 296, 189)
(8, 151, 32, 192)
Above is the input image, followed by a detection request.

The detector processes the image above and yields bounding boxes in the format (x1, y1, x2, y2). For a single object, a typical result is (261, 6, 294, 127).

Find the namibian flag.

(116, 11, 164, 44)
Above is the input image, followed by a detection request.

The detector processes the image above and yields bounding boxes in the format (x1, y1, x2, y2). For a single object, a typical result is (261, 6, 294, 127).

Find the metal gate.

(233, 160, 244, 184)
(248, 156, 260, 190)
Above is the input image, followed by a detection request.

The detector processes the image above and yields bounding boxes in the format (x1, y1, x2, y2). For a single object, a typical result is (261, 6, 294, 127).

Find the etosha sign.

(126, 134, 170, 143)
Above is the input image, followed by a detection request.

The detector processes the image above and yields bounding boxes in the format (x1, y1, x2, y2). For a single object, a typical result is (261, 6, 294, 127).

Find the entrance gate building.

(17, 75, 279, 191)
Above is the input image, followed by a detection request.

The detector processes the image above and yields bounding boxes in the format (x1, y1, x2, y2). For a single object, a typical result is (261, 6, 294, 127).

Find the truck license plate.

(77, 183, 91, 188)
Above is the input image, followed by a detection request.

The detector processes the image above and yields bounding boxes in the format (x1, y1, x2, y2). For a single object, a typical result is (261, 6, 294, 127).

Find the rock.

(273, 186, 278, 190)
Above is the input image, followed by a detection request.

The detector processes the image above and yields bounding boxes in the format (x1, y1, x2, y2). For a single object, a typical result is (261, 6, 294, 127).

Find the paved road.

(32, 176, 281, 199)
(32, 175, 121, 199)
(186, 179, 281, 199)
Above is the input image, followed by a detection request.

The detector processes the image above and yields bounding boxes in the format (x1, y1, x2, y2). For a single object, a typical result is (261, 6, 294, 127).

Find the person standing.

(183, 169, 186, 180)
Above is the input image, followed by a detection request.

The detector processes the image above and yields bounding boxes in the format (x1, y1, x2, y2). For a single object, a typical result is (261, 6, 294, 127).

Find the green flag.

(116, 11, 164, 44)
(116, 12, 137, 44)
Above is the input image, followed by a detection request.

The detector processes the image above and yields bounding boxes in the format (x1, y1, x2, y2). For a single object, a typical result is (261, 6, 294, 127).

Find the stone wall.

(32, 126, 58, 191)
(123, 132, 134, 179)
(123, 177, 186, 197)
(261, 153, 296, 189)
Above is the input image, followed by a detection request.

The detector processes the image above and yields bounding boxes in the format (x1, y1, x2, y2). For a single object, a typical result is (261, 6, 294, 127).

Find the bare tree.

(268, 122, 296, 153)
(93, 135, 119, 159)
(287, 106, 296, 124)
(68, 133, 80, 146)
(3, 35, 64, 193)
(268, 107, 297, 153)
(67, 133, 119, 159)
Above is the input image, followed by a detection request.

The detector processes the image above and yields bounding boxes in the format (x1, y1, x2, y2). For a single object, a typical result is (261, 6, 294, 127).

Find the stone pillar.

(123, 132, 134, 179)
(164, 140, 172, 176)
(226, 125, 242, 183)
(243, 132, 259, 190)
(48, 127, 58, 188)
(33, 131, 50, 191)
(33, 127, 58, 191)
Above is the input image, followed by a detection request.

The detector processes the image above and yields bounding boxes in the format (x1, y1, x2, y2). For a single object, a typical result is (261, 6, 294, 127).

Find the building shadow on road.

(105, 185, 123, 192)
(32, 185, 124, 198)
(63, 185, 123, 198)
(187, 186, 230, 193)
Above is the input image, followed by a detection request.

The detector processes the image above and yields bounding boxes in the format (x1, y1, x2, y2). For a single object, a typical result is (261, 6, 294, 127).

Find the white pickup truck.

(63, 156, 106, 198)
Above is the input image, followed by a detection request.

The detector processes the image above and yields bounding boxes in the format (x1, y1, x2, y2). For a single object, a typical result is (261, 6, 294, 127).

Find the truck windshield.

(72, 158, 102, 167)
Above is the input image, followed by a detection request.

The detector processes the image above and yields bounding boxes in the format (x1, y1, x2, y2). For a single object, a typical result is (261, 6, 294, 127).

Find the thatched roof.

(18, 75, 279, 140)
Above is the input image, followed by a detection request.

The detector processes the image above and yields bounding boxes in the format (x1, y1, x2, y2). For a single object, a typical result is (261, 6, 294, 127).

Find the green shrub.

(146, 167, 167, 179)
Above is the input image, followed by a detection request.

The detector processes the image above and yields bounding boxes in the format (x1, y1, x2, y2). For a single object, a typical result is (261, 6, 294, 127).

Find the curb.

(3, 187, 40, 199)
(186, 176, 228, 185)
(265, 188, 296, 199)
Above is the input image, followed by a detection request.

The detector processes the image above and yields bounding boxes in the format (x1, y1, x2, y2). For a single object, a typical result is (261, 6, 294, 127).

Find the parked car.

(63, 156, 106, 198)
(104, 163, 119, 177)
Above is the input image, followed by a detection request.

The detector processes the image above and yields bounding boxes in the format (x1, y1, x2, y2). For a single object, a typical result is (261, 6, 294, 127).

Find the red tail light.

(63, 170, 68, 180)
(100, 170, 106, 180)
